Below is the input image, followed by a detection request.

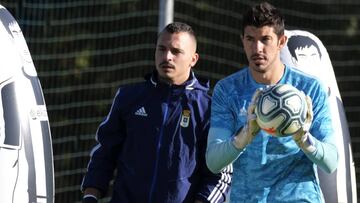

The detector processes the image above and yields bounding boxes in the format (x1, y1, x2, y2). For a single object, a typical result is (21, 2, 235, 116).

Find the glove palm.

(292, 94, 315, 152)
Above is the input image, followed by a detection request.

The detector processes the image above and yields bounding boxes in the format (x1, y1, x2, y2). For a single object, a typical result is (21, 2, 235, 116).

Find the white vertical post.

(158, 0, 174, 33)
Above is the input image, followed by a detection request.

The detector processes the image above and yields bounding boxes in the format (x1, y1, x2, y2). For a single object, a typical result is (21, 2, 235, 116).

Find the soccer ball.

(255, 84, 307, 137)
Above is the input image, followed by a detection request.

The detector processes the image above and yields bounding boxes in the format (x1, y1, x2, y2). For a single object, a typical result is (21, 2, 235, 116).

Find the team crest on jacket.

(180, 110, 191, 127)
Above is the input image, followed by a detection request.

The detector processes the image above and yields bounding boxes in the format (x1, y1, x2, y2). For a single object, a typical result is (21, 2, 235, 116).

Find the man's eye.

(171, 49, 181, 55)
(262, 38, 271, 43)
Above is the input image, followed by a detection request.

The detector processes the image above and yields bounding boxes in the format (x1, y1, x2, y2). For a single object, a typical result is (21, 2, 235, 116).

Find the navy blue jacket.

(81, 71, 231, 203)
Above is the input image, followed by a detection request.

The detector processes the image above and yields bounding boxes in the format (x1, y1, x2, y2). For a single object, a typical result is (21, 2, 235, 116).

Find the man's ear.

(190, 53, 199, 68)
(279, 35, 288, 49)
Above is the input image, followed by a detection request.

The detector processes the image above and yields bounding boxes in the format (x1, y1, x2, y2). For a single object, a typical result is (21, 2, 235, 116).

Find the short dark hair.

(159, 22, 197, 43)
(287, 35, 322, 60)
(242, 2, 285, 37)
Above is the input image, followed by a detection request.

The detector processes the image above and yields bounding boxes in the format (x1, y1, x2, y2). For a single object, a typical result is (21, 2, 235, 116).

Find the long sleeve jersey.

(82, 71, 232, 203)
(206, 66, 338, 203)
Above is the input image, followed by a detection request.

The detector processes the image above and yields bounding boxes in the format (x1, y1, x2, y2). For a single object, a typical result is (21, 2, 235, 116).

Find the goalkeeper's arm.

(293, 94, 338, 173)
(295, 132, 338, 174)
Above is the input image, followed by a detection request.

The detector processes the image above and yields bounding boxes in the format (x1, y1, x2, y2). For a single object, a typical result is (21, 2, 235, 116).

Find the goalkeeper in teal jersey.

(205, 2, 338, 202)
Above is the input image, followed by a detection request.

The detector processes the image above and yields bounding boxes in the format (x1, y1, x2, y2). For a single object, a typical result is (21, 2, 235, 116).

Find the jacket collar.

(147, 70, 208, 91)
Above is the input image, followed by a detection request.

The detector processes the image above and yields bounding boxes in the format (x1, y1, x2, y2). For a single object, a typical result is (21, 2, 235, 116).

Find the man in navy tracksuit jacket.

(81, 22, 231, 203)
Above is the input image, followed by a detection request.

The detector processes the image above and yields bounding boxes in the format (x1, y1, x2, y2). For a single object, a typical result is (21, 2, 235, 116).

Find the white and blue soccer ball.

(255, 84, 307, 137)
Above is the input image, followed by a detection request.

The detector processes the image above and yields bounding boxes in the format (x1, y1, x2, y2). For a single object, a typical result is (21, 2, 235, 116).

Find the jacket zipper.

(148, 89, 171, 203)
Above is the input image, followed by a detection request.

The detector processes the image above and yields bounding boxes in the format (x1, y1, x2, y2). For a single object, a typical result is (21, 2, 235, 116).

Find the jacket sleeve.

(195, 115, 232, 203)
(81, 89, 126, 196)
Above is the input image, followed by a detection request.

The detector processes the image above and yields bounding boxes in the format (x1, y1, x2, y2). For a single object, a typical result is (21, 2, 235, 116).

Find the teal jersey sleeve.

(305, 135, 338, 173)
(206, 127, 241, 173)
(206, 69, 259, 173)
(301, 77, 338, 173)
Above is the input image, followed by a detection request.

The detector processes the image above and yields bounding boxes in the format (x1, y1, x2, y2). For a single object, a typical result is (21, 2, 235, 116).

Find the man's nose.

(165, 50, 174, 61)
(253, 41, 264, 52)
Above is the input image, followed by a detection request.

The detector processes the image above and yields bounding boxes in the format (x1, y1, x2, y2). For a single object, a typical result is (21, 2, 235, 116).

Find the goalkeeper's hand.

(292, 94, 316, 152)
(233, 89, 262, 149)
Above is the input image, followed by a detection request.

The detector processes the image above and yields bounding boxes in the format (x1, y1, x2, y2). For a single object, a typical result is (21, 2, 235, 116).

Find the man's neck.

(251, 63, 285, 85)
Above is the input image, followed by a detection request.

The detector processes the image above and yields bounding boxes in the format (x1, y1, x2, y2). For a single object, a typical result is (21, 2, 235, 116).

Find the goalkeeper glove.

(292, 94, 316, 153)
(233, 89, 262, 149)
